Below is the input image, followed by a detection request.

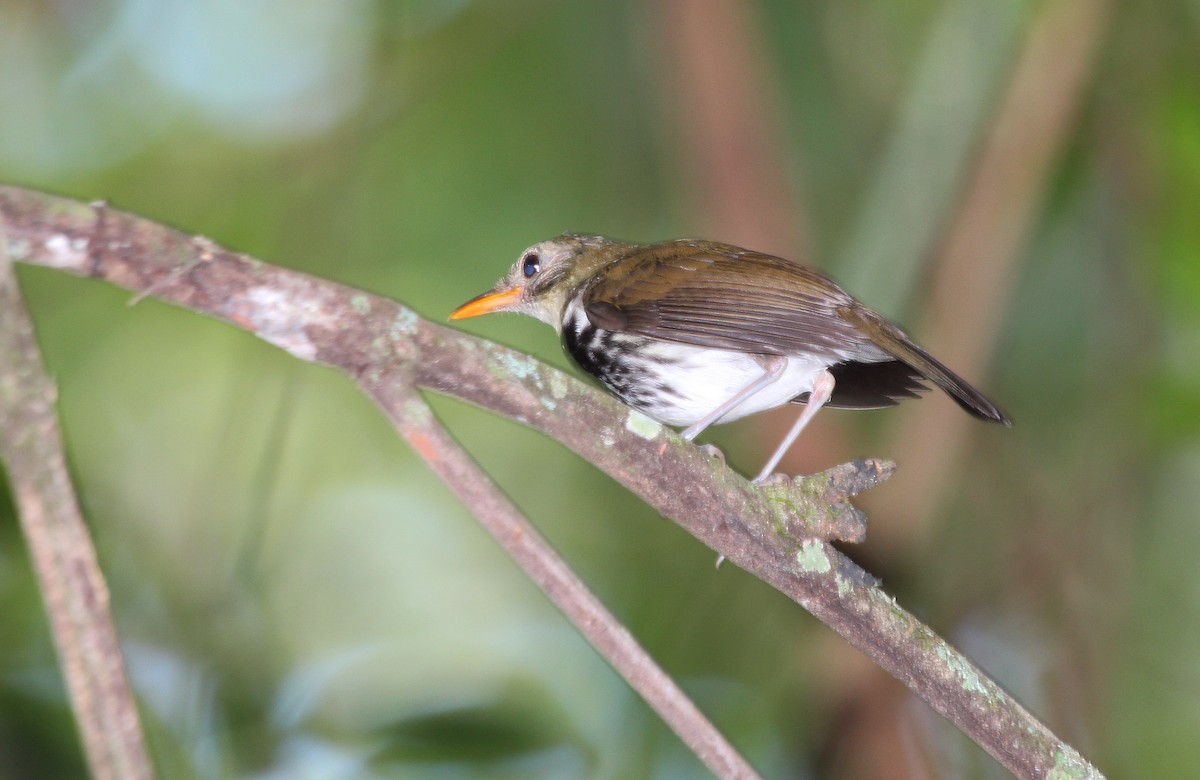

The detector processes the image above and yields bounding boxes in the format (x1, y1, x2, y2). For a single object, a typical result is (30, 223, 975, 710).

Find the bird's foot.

(700, 443, 726, 466)
(751, 470, 790, 487)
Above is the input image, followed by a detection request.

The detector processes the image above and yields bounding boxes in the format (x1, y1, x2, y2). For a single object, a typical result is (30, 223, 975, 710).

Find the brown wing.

(581, 241, 878, 360)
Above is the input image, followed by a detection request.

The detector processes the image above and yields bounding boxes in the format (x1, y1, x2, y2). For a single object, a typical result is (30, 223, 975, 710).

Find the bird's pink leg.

(679, 355, 786, 442)
(752, 369, 835, 484)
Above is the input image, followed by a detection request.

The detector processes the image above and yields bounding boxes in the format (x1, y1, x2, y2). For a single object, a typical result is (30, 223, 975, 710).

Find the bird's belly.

(613, 341, 831, 427)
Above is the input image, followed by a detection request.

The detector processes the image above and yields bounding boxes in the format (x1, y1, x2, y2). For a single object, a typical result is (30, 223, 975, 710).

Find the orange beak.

(449, 287, 522, 320)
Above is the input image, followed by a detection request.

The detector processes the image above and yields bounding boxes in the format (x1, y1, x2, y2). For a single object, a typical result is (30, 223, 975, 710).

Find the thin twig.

(0, 224, 154, 778)
(0, 187, 1104, 779)
(376, 384, 762, 779)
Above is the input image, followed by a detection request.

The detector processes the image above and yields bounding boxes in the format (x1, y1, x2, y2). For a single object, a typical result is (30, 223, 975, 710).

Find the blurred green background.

(0, 0, 1196, 777)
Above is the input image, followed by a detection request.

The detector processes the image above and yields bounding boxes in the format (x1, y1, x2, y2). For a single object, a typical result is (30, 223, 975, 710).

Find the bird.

(450, 234, 1010, 483)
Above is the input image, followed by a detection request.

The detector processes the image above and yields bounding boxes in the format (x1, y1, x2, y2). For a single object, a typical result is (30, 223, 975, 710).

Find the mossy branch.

(0, 186, 1102, 780)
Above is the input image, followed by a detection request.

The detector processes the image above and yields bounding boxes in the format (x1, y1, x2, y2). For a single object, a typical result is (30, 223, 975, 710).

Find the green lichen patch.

(762, 483, 824, 536)
(799, 470, 831, 497)
(5, 237, 31, 260)
(624, 409, 661, 439)
(795, 540, 832, 573)
(1047, 749, 1102, 780)
(390, 307, 420, 337)
(547, 370, 569, 399)
(492, 350, 540, 381)
(936, 644, 992, 698)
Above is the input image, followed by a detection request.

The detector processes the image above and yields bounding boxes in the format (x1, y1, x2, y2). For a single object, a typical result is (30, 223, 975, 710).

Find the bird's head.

(450, 234, 623, 331)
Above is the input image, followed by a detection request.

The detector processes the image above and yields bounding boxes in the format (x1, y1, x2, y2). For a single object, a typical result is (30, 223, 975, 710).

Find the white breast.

(624, 339, 832, 427)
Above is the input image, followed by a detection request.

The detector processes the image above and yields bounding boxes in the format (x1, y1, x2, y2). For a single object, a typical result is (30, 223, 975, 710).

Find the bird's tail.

(840, 306, 1012, 426)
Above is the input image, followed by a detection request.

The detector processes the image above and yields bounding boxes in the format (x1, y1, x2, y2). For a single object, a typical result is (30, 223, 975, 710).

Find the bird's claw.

(700, 443, 726, 466)
(751, 471, 790, 487)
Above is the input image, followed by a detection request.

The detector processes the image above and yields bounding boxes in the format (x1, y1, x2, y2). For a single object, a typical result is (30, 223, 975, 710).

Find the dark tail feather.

(823, 360, 928, 410)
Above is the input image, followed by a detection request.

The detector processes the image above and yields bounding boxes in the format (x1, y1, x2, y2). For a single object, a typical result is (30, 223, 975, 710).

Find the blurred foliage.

(1, 0, 1199, 777)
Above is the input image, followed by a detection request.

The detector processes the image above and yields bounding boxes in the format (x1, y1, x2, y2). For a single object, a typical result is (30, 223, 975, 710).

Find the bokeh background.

(0, 0, 1195, 777)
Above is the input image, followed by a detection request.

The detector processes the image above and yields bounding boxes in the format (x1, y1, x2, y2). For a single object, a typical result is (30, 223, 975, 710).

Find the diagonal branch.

(0, 186, 1102, 779)
(378, 384, 761, 779)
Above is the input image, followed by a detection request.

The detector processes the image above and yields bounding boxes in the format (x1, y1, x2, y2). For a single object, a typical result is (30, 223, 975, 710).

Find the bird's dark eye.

(522, 252, 541, 278)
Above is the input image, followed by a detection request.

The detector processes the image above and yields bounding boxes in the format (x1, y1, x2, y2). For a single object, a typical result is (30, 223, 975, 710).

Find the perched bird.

(451, 235, 1010, 483)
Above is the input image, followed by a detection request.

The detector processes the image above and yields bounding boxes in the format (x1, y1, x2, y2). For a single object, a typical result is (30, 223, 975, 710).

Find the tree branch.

(0, 186, 1102, 779)
(0, 217, 154, 778)
(379, 385, 761, 779)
